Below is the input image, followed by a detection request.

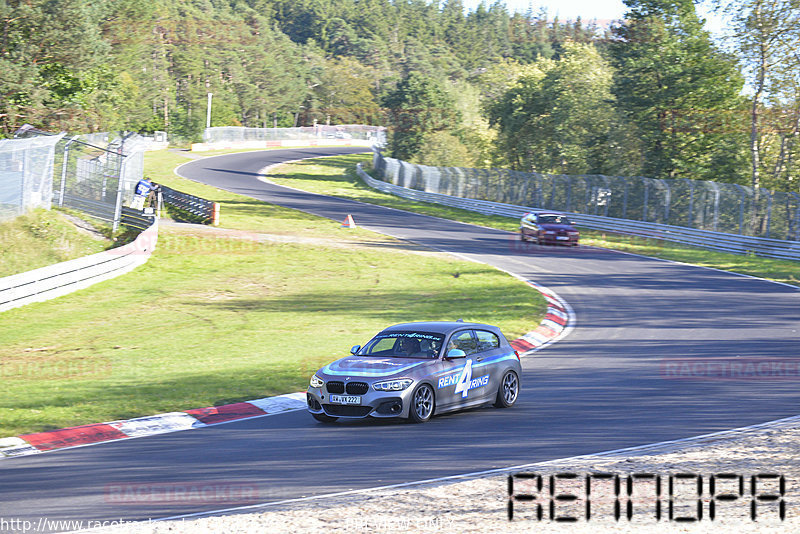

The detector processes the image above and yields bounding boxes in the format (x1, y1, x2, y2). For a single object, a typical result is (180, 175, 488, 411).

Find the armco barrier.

(0, 217, 158, 313)
(121, 206, 157, 230)
(356, 164, 800, 262)
(159, 185, 219, 225)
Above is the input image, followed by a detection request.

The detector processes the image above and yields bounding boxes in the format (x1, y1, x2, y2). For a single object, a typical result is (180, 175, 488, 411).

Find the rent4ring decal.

(438, 360, 489, 398)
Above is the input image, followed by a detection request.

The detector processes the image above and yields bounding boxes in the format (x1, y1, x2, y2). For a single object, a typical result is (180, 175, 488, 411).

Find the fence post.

(734, 184, 745, 235)
(710, 181, 720, 233)
(661, 179, 671, 225)
(112, 152, 127, 233)
(58, 137, 77, 207)
(765, 189, 773, 239)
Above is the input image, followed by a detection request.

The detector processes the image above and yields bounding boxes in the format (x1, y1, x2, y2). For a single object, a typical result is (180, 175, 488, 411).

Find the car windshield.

(539, 214, 572, 225)
(359, 331, 445, 359)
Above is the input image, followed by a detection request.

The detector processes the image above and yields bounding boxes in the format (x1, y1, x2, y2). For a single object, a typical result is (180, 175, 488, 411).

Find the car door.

(472, 329, 507, 400)
(436, 329, 477, 412)
(434, 329, 491, 411)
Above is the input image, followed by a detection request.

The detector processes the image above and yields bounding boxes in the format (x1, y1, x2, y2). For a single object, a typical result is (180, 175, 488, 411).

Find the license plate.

(556, 236, 569, 240)
(329, 395, 361, 405)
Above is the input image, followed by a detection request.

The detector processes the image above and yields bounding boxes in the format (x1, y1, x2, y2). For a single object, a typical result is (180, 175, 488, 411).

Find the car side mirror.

(350, 345, 361, 355)
(446, 348, 467, 359)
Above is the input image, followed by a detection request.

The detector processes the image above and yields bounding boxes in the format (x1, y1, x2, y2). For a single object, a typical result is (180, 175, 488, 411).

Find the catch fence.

(372, 152, 800, 241)
(204, 125, 386, 145)
(11, 126, 150, 230)
(0, 133, 65, 221)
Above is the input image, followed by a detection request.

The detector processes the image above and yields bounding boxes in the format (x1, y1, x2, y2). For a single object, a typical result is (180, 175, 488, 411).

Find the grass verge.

(0, 209, 112, 278)
(0, 151, 546, 437)
(267, 156, 800, 288)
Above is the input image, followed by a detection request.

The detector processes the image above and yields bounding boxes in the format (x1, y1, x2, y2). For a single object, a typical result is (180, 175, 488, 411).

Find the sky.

(460, 0, 727, 33)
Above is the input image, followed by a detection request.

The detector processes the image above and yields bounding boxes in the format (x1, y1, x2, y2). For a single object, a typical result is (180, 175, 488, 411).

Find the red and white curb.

(508, 280, 573, 355)
(0, 286, 573, 460)
(0, 393, 307, 459)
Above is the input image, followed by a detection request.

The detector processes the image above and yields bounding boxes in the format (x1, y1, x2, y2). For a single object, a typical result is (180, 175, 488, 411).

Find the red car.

(519, 212, 580, 246)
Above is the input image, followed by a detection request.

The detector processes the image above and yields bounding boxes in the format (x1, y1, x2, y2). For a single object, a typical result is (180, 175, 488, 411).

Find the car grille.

(323, 404, 373, 417)
(326, 381, 344, 394)
(346, 382, 369, 395)
(325, 381, 369, 395)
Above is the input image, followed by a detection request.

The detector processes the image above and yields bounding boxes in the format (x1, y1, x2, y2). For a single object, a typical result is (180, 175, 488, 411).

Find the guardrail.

(120, 206, 157, 231)
(159, 185, 219, 225)
(0, 218, 158, 313)
(356, 164, 800, 262)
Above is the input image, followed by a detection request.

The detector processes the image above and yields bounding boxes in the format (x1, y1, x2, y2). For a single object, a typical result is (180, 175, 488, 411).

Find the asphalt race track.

(1, 147, 798, 531)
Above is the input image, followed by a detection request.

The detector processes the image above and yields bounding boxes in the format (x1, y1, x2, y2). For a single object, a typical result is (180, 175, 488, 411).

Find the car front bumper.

(306, 386, 413, 419)
(540, 234, 579, 245)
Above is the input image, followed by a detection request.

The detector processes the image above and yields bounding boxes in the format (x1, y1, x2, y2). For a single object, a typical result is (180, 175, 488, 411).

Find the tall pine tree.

(609, 0, 746, 181)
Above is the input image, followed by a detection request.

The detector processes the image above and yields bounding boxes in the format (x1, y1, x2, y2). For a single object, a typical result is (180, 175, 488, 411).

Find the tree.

(489, 42, 628, 174)
(718, 0, 800, 191)
(0, 0, 110, 135)
(310, 57, 381, 125)
(609, 0, 746, 182)
(382, 72, 460, 161)
(414, 130, 472, 167)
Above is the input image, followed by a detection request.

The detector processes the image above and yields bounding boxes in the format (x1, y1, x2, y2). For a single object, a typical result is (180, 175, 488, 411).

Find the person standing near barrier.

(132, 177, 156, 210)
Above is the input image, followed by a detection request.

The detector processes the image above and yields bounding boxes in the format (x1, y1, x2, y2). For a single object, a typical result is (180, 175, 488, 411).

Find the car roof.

(379, 321, 499, 335)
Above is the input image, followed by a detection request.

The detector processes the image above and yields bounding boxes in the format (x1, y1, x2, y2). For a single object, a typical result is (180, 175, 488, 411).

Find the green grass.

(267, 157, 800, 288)
(0, 151, 546, 437)
(268, 154, 522, 233)
(145, 150, 386, 240)
(0, 209, 112, 278)
(579, 231, 800, 286)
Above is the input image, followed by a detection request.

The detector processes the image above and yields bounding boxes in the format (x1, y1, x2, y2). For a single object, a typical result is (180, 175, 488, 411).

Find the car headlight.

(544, 230, 556, 235)
(373, 378, 413, 391)
(309, 374, 324, 388)
(568, 231, 579, 235)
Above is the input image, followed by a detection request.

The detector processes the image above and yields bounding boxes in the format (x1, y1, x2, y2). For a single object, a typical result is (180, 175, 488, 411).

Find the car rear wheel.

(408, 383, 434, 423)
(312, 412, 338, 423)
(494, 370, 519, 408)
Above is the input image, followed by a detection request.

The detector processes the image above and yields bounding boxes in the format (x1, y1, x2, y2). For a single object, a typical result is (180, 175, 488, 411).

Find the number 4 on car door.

(454, 359, 473, 398)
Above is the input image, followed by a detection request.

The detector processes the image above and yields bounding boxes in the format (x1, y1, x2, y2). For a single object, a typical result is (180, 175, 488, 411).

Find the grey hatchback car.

(307, 321, 522, 423)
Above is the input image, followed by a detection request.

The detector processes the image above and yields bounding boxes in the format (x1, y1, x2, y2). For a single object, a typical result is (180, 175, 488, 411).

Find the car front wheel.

(494, 370, 519, 408)
(408, 383, 435, 423)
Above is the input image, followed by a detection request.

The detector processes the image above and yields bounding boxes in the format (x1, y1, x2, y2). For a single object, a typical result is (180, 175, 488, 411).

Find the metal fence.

(204, 125, 386, 145)
(11, 126, 149, 231)
(357, 164, 800, 261)
(372, 152, 800, 241)
(0, 133, 66, 221)
(159, 185, 219, 224)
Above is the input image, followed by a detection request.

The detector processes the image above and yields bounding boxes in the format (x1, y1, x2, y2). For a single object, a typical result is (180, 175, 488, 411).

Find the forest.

(1, 0, 799, 193)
